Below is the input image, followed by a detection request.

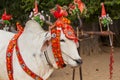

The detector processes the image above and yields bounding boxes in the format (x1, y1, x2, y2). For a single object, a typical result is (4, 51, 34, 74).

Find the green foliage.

(0, 0, 29, 24)
(105, 0, 120, 19)
(3, 20, 11, 25)
(33, 15, 44, 26)
(21, 0, 34, 12)
(0, 0, 120, 24)
(100, 16, 113, 27)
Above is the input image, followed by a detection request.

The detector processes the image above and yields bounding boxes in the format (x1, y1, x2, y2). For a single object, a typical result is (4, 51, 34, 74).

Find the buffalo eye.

(60, 39, 65, 42)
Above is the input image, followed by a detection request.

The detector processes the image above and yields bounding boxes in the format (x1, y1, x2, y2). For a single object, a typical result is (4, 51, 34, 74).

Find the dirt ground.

(48, 47, 120, 80)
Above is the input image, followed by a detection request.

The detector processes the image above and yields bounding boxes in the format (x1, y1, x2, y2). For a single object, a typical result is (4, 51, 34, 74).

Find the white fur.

(0, 20, 81, 80)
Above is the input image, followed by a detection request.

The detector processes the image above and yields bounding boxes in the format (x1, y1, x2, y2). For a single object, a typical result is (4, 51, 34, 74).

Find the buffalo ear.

(41, 39, 51, 52)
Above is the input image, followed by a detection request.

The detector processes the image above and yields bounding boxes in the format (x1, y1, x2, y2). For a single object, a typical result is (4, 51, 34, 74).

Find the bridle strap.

(50, 17, 78, 68)
(44, 51, 53, 67)
(51, 27, 65, 68)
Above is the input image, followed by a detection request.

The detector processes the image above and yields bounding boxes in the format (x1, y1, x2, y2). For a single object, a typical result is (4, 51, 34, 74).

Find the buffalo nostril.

(62, 64, 66, 67)
(75, 59, 83, 64)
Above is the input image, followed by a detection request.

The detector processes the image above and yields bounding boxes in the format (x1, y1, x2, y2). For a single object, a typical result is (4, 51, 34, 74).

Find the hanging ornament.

(99, 2, 114, 80)
(1, 9, 12, 25)
(69, 0, 87, 16)
(2, 9, 12, 21)
(99, 3, 113, 27)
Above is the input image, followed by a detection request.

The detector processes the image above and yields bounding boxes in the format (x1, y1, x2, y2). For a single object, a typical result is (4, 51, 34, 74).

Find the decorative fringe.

(109, 47, 114, 79)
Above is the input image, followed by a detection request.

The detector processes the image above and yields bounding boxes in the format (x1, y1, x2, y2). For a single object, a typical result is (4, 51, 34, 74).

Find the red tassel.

(109, 49, 114, 79)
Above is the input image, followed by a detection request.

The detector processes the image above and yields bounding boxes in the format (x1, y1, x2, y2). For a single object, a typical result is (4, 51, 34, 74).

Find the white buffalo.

(0, 20, 82, 80)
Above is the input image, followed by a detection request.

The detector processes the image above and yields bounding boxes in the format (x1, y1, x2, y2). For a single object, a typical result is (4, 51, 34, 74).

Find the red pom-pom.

(53, 11, 63, 18)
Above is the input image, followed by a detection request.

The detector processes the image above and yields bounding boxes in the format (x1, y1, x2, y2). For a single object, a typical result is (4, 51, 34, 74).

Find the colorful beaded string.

(6, 23, 43, 80)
